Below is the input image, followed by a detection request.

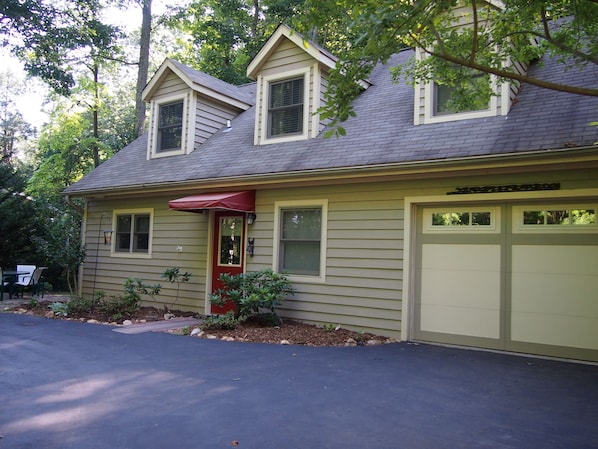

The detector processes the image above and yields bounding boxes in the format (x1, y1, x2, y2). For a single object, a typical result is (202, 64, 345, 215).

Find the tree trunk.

(92, 63, 100, 168)
(135, 0, 152, 137)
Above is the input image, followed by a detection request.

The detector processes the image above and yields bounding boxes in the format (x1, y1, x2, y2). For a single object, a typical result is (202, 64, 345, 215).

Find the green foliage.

(65, 279, 161, 321)
(65, 293, 103, 317)
(1, 0, 124, 96)
(302, 0, 598, 129)
(201, 311, 241, 330)
(162, 267, 191, 284)
(118, 277, 162, 312)
(48, 302, 69, 317)
(209, 269, 294, 323)
(168, 0, 308, 85)
(321, 323, 338, 332)
(161, 267, 192, 309)
(0, 164, 46, 267)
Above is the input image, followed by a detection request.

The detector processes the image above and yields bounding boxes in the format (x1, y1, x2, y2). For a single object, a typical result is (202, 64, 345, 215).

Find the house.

(63, 24, 598, 362)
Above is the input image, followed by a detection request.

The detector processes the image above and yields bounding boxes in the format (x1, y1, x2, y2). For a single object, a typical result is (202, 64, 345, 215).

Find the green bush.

(209, 269, 294, 325)
(201, 311, 240, 330)
(63, 279, 161, 321)
(67, 294, 101, 316)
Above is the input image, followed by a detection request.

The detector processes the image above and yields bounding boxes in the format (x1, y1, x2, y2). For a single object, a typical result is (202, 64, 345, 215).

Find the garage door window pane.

(522, 209, 595, 226)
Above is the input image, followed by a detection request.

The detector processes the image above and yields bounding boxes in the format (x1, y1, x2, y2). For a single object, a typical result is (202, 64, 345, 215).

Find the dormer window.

(414, 49, 512, 126)
(269, 77, 304, 137)
(434, 70, 490, 115)
(255, 68, 312, 145)
(158, 101, 183, 152)
(148, 93, 191, 159)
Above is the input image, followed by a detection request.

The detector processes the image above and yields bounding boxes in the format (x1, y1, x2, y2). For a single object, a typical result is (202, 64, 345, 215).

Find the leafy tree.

(302, 0, 598, 131)
(30, 200, 85, 293)
(1, 0, 123, 96)
(169, 0, 307, 85)
(0, 163, 43, 268)
(0, 70, 36, 163)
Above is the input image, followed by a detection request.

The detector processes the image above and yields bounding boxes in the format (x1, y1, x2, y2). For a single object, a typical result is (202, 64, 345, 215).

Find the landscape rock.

(87, 319, 99, 324)
(280, 339, 290, 345)
(190, 328, 202, 336)
(164, 313, 176, 320)
(122, 320, 133, 326)
(366, 339, 383, 346)
(221, 336, 235, 342)
(345, 338, 357, 346)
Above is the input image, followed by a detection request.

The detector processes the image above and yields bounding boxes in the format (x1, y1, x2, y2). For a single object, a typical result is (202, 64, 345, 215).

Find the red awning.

(168, 191, 255, 213)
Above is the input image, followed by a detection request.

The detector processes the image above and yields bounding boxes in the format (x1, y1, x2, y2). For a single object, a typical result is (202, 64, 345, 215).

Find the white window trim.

(422, 76, 499, 124)
(273, 199, 328, 284)
(413, 48, 511, 125)
(512, 204, 598, 233)
(423, 207, 500, 234)
(111, 208, 154, 258)
(256, 67, 311, 145)
(148, 93, 195, 159)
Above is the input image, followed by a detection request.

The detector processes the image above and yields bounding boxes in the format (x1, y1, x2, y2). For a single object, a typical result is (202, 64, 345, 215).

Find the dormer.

(413, 1, 530, 125)
(246, 25, 337, 145)
(142, 58, 253, 159)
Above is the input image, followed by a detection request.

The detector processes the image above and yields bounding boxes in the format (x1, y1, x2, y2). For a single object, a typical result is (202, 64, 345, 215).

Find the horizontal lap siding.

(82, 197, 209, 313)
(247, 184, 404, 338)
(195, 97, 237, 146)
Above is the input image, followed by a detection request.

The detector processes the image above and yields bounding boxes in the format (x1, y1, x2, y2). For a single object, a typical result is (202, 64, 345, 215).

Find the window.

(513, 205, 598, 233)
(268, 77, 304, 137)
(274, 200, 328, 282)
(434, 69, 491, 115)
(114, 211, 153, 254)
(157, 101, 183, 152)
(424, 207, 499, 233)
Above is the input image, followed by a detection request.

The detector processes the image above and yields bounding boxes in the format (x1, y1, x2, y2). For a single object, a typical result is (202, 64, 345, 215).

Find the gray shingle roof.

(64, 50, 598, 195)
(167, 59, 254, 106)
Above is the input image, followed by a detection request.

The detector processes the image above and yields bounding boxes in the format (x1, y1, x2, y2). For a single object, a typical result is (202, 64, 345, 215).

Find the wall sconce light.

(103, 230, 113, 245)
(247, 213, 257, 225)
(247, 238, 255, 257)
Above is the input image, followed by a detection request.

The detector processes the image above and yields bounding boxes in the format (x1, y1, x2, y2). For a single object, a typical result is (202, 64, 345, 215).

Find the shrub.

(209, 269, 294, 325)
(161, 267, 192, 309)
(48, 302, 68, 317)
(201, 311, 240, 330)
(67, 294, 101, 316)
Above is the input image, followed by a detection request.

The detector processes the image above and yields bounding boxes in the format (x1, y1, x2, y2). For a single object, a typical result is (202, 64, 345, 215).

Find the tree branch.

(470, 0, 478, 64)
(421, 47, 598, 96)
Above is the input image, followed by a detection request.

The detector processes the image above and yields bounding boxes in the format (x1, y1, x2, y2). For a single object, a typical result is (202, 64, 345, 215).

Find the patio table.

(1, 271, 28, 300)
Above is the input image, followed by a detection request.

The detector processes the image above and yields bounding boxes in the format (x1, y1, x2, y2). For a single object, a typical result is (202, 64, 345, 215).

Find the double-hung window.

(157, 101, 183, 152)
(114, 210, 153, 255)
(268, 77, 304, 137)
(274, 200, 327, 282)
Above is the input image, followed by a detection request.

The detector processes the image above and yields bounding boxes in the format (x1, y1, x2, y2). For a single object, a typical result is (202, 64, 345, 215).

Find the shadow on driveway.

(1, 313, 597, 449)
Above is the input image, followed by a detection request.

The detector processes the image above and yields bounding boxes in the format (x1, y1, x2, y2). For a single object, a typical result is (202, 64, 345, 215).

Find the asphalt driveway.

(1, 313, 597, 449)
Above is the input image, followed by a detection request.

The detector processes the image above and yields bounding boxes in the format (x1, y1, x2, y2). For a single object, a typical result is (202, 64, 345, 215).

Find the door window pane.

(219, 217, 243, 266)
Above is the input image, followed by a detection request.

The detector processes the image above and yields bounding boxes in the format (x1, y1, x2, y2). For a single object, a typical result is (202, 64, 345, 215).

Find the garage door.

(414, 203, 598, 362)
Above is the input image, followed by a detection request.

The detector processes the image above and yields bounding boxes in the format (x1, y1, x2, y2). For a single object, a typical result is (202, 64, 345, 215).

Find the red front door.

(211, 211, 245, 314)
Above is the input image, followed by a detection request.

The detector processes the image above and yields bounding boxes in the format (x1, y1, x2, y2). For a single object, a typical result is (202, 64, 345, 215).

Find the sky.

(2, 0, 190, 129)
(0, 2, 147, 126)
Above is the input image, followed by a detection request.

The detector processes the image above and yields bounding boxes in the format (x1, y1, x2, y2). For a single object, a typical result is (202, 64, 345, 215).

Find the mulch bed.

(6, 299, 396, 347)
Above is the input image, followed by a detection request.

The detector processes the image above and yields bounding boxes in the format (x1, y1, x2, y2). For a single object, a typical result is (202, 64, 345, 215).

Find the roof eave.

(62, 145, 598, 198)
